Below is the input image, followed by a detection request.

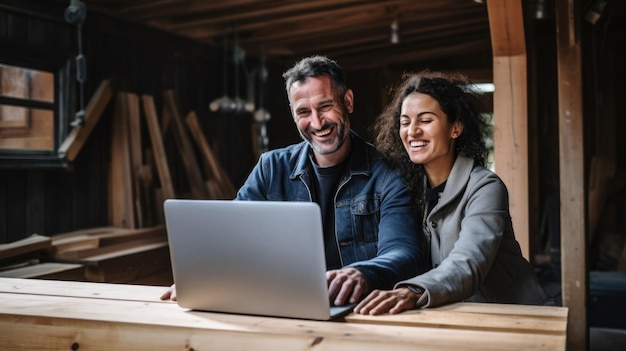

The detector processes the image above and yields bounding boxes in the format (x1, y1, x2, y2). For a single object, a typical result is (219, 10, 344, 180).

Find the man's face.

(288, 75, 353, 167)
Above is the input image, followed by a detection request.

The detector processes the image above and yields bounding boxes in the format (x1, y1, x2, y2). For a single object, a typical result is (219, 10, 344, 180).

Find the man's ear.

(451, 121, 464, 139)
(343, 89, 354, 114)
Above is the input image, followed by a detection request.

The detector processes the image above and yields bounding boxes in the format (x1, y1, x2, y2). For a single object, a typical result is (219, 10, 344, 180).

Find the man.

(162, 55, 423, 306)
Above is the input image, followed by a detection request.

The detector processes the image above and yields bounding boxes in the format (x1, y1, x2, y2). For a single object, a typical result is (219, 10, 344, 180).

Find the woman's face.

(399, 92, 462, 183)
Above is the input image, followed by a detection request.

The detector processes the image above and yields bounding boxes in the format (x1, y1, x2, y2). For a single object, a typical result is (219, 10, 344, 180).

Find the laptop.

(163, 199, 355, 320)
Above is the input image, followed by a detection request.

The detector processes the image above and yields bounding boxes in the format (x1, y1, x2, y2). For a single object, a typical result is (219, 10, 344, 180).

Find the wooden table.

(0, 278, 567, 350)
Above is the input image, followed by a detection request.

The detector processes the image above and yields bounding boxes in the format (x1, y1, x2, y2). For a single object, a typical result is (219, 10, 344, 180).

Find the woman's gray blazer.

(396, 156, 547, 308)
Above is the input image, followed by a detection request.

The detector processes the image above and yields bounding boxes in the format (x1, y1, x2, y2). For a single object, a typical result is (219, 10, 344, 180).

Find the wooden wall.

(0, 3, 235, 242)
(0, 2, 495, 245)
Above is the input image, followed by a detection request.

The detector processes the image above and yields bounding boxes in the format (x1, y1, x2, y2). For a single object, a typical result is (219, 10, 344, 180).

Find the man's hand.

(353, 287, 420, 315)
(160, 284, 177, 301)
(326, 267, 369, 306)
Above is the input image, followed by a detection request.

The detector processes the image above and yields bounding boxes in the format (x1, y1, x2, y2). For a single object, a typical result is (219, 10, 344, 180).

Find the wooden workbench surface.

(0, 278, 567, 351)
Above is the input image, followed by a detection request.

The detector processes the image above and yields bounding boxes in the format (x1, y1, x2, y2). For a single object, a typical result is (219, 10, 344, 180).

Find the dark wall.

(0, 2, 496, 245)
(0, 3, 230, 242)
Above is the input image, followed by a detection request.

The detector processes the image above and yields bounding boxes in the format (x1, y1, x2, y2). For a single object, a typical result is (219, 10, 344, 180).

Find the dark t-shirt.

(425, 180, 447, 214)
(310, 156, 347, 270)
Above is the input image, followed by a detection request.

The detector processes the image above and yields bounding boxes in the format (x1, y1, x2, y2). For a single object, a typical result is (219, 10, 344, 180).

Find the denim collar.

(290, 129, 372, 180)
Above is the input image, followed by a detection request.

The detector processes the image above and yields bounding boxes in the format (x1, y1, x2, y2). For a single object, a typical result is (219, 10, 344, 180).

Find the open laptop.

(163, 199, 355, 320)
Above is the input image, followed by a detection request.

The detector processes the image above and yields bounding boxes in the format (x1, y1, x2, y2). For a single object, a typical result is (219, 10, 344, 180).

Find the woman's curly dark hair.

(372, 71, 491, 205)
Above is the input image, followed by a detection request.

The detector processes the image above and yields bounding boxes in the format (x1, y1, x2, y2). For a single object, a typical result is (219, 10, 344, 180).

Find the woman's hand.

(353, 287, 420, 315)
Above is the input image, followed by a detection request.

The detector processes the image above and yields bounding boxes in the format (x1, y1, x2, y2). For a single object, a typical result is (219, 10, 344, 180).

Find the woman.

(354, 71, 547, 315)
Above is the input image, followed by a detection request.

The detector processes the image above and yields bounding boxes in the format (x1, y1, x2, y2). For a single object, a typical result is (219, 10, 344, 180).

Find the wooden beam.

(141, 95, 176, 201)
(486, 0, 530, 259)
(108, 93, 135, 229)
(555, 0, 587, 349)
(58, 80, 113, 162)
(185, 111, 236, 199)
(0, 234, 51, 261)
(162, 91, 209, 199)
(125, 93, 145, 228)
(0, 262, 84, 280)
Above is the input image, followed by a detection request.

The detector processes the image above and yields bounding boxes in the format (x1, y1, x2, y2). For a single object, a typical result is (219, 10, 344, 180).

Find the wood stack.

(0, 226, 173, 286)
(59, 80, 236, 229)
(2, 82, 235, 286)
(110, 89, 236, 229)
(0, 234, 83, 281)
(51, 226, 172, 285)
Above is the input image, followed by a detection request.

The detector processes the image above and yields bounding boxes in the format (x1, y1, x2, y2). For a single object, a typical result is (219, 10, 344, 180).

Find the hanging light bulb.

(209, 95, 235, 112)
(390, 19, 400, 44)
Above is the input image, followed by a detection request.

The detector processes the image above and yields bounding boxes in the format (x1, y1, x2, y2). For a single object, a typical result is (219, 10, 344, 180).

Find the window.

(0, 64, 55, 151)
(0, 58, 75, 169)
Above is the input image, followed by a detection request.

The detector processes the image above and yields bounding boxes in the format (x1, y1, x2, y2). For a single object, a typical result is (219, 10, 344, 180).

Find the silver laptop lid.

(164, 199, 334, 320)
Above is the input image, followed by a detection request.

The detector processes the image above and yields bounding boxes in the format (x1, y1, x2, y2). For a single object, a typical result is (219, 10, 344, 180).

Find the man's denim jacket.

(236, 130, 424, 290)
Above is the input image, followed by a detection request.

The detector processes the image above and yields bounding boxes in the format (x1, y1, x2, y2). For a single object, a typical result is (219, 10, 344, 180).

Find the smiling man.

(234, 56, 425, 307)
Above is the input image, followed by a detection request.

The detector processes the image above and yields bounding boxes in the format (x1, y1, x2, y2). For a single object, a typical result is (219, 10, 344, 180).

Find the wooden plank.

(0, 279, 566, 322)
(51, 227, 129, 240)
(0, 262, 84, 280)
(555, 1, 587, 350)
(125, 92, 145, 228)
(52, 226, 166, 260)
(52, 235, 100, 254)
(54, 237, 167, 260)
(0, 287, 567, 351)
(142, 95, 176, 200)
(80, 242, 168, 263)
(82, 242, 172, 284)
(185, 111, 236, 199)
(58, 80, 113, 162)
(0, 234, 51, 261)
(345, 307, 567, 335)
(0, 277, 168, 302)
(431, 301, 568, 318)
(486, 0, 530, 259)
(0, 310, 566, 351)
(108, 93, 135, 229)
(95, 225, 166, 247)
(162, 90, 209, 199)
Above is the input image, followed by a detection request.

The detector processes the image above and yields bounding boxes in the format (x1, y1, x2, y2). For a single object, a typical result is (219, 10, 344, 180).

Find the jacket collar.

(437, 155, 475, 207)
(291, 129, 371, 179)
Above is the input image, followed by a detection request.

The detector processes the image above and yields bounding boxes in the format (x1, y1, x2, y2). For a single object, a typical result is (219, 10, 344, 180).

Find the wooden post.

(109, 93, 135, 229)
(125, 93, 144, 228)
(141, 95, 176, 201)
(486, 0, 530, 259)
(556, 0, 587, 349)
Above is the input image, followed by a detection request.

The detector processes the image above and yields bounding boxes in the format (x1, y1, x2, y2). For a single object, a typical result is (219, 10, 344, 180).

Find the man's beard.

(299, 122, 347, 155)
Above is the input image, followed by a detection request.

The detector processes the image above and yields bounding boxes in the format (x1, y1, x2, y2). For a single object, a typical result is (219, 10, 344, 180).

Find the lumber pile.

(109, 90, 236, 229)
(51, 226, 172, 285)
(2, 85, 234, 286)
(0, 234, 84, 281)
(0, 226, 173, 286)
(58, 80, 236, 229)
